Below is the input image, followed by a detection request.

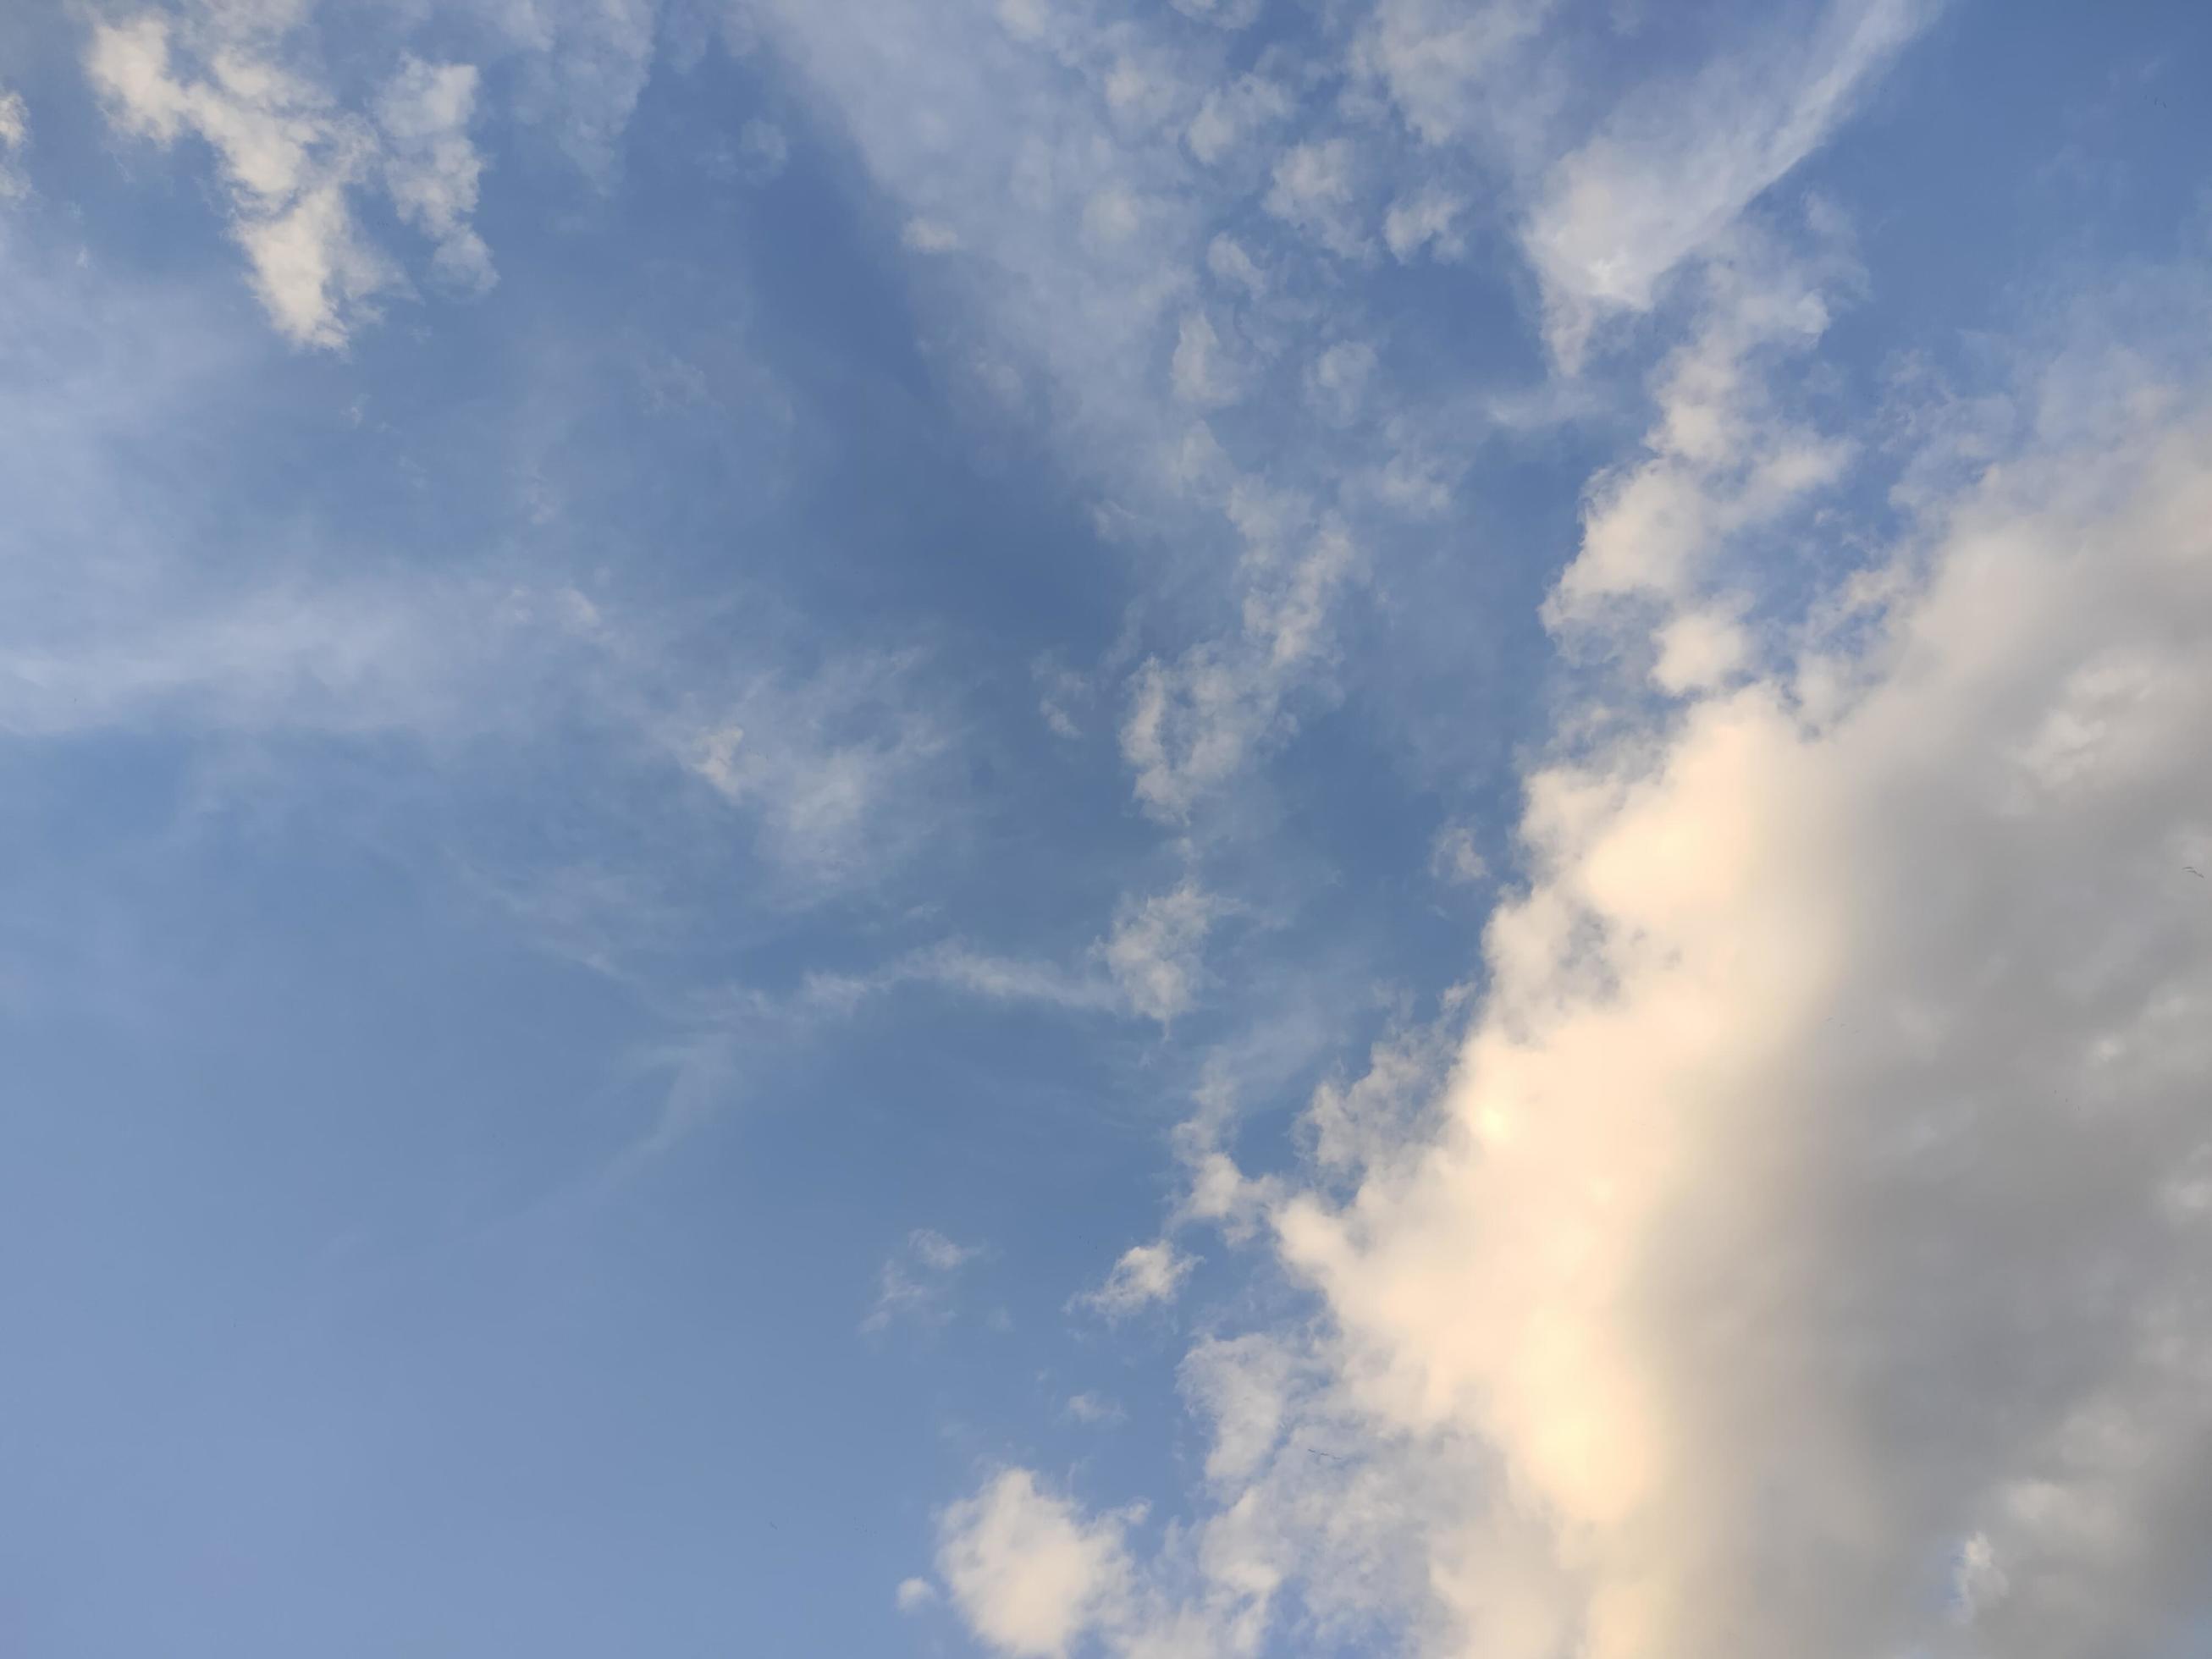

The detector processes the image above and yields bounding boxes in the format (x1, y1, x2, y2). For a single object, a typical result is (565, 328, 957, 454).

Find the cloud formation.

(86, 14, 493, 345)
(935, 310, 2212, 1656)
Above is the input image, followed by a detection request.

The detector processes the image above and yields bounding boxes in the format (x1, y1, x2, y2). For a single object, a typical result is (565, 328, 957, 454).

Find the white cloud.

(1168, 0, 1262, 28)
(1184, 72, 1289, 166)
(1064, 1391, 1125, 1426)
(1303, 340, 1376, 426)
(895, 1576, 939, 1613)
(1249, 333, 2212, 1656)
(935, 322, 2212, 1659)
(493, 0, 659, 185)
(936, 1470, 1133, 1658)
(1169, 311, 1238, 407)
(1354, 0, 1557, 146)
(681, 653, 949, 886)
(1080, 185, 1146, 251)
(1382, 185, 1465, 263)
(1034, 655, 1089, 739)
(1522, 0, 1934, 361)
(378, 57, 495, 293)
(862, 1228, 980, 1333)
(1549, 234, 1850, 631)
(801, 940, 1123, 1018)
(1122, 517, 1364, 821)
(1074, 1240, 1195, 1321)
(1262, 139, 1366, 260)
(1427, 824, 1487, 887)
(1950, 1531, 2008, 1623)
(903, 217, 961, 253)
(86, 17, 499, 346)
(86, 15, 393, 347)
(1205, 233, 1265, 298)
(0, 87, 27, 199)
(1650, 603, 1751, 694)
(1101, 881, 1220, 1023)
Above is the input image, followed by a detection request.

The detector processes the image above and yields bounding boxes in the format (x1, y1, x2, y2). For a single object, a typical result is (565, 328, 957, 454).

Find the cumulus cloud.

(1266, 352, 2212, 1651)
(936, 1470, 1134, 1658)
(937, 313, 2212, 1659)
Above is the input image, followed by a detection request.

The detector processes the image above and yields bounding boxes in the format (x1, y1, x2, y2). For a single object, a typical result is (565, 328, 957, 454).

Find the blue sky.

(4, 2, 2212, 1656)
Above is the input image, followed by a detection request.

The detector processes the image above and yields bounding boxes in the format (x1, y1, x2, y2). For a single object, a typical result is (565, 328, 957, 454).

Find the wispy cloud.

(863, 1228, 983, 1334)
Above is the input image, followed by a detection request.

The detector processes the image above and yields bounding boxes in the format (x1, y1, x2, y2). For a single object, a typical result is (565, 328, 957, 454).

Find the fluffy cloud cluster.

(935, 317, 2212, 1653)
(86, 12, 491, 346)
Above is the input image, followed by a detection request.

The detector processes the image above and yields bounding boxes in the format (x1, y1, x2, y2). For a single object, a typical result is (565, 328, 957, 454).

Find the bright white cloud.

(1255, 332, 2212, 1656)
(936, 1470, 1133, 1657)
(936, 317, 2212, 1659)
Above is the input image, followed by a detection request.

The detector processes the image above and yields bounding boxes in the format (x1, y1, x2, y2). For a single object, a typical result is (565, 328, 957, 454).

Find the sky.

(2, 0, 2210, 1655)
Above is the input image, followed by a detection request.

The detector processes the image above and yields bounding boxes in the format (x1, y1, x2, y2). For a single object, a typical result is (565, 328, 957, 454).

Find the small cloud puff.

(863, 1228, 980, 1333)
(895, 1576, 939, 1614)
(1072, 1240, 1195, 1322)
(903, 217, 962, 253)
